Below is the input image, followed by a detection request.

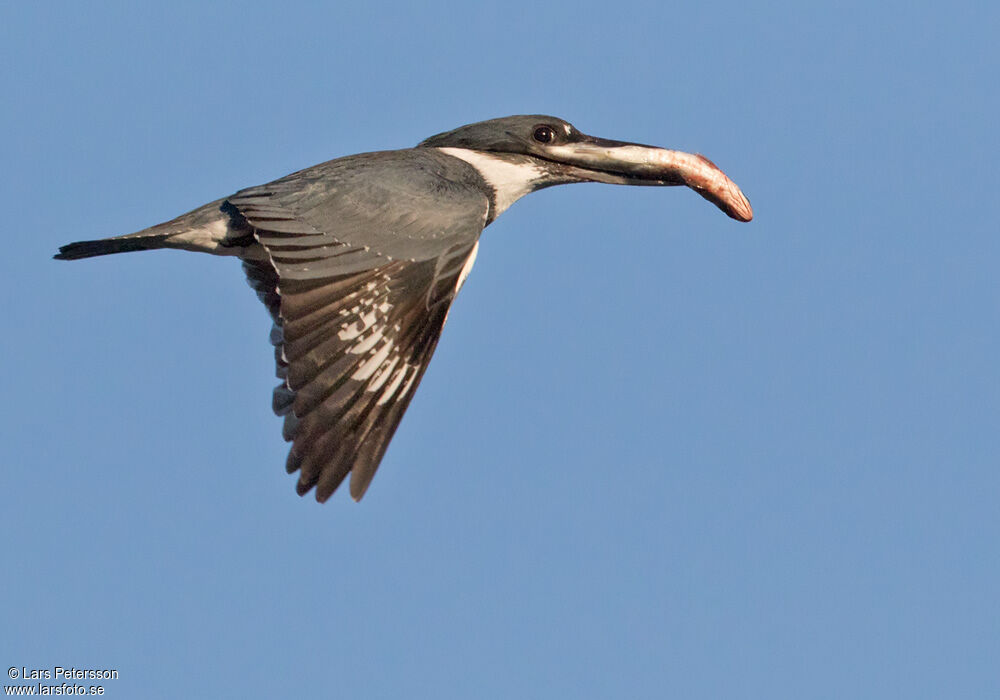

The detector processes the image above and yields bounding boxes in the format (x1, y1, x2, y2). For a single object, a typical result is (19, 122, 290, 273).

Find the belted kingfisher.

(56, 115, 753, 502)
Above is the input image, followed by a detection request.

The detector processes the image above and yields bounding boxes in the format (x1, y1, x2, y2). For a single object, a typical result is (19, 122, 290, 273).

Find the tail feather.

(54, 233, 172, 260)
(54, 198, 235, 261)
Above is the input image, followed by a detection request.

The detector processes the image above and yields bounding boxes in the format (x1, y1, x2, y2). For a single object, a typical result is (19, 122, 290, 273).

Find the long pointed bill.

(544, 140, 753, 222)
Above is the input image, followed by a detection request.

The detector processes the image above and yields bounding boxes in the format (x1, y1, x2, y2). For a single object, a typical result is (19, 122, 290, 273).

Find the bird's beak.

(538, 135, 753, 222)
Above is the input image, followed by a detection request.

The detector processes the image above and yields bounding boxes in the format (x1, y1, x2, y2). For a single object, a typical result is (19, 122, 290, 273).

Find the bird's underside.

(55, 115, 752, 503)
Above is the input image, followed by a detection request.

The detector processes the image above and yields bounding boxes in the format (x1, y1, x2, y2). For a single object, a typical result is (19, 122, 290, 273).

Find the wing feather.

(228, 149, 488, 501)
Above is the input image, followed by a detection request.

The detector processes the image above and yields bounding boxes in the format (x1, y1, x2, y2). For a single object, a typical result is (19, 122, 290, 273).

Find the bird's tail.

(54, 198, 235, 261)
(54, 231, 173, 260)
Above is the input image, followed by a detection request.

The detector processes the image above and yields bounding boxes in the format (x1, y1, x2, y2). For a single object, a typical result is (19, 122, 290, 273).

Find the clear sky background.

(2, 2, 997, 698)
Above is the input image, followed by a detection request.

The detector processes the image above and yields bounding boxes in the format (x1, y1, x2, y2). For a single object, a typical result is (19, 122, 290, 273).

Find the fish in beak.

(528, 134, 753, 222)
(421, 115, 753, 222)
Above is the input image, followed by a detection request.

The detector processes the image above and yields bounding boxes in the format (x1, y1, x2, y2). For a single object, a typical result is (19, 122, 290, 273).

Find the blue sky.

(2, 1, 997, 698)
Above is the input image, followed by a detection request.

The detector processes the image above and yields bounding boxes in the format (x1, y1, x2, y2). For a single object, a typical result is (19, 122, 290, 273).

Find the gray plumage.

(234, 151, 487, 500)
(56, 115, 753, 503)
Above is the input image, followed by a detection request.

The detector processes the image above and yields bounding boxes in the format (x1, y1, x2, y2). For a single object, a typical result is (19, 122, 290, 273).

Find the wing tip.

(349, 478, 371, 502)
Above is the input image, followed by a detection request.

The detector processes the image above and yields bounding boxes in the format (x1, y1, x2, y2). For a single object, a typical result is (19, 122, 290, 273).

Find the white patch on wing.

(337, 283, 387, 342)
(437, 147, 543, 216)
(377, 365, 410, 405)
(399, 367, 421, 398)
(315, 271, 409, 392)
(352, 340, 394, 381)
(368, 356, 400, 393)
(350, 328, 385, 355)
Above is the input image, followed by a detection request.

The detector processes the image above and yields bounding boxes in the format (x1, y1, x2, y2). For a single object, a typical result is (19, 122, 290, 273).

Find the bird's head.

(419, 115, 752, 222)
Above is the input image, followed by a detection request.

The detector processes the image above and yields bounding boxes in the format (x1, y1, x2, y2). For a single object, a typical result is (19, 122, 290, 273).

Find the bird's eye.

(532, 125, 556, 144)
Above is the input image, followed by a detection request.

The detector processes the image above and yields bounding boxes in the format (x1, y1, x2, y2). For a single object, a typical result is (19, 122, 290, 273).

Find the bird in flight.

(56, 115, 753, 503)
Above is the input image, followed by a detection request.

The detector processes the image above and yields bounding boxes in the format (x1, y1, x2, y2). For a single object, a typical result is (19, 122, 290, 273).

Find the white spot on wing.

(367, 356, 400, 393)
(338, 321, 364, 341)
(351, 340, 394, 381)
(398, 366, 421, 398)
(377, 365, 410, 406)
(338, 289, 389, 342)
(350, 327, 385, 355)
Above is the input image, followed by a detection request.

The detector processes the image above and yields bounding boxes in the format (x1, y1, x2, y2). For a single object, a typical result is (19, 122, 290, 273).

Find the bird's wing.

(227, 151, 488, 501)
